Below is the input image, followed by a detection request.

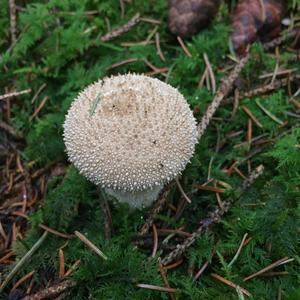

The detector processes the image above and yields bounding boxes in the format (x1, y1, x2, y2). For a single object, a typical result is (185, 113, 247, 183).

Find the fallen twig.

(101, 13, 140, 42)
(161, 165, 264, 266)
(22, 280, 76, 300)
(9, 0, 17, 43)
(197, 53, 250, 139)
(99, 189, 113, 240)
(0, 89, 31, 100)
(139, 183, 174, 235)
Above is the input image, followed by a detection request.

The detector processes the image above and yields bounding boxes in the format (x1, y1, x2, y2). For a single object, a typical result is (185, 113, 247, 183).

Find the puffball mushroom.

(63, 74, 197, 208)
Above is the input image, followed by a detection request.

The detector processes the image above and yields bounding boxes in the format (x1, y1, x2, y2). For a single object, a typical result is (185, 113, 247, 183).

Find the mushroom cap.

(63, 74, 197, 192)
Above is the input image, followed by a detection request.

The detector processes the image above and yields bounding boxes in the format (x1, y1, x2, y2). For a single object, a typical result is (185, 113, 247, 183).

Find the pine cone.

(168, 0, 220, 38)
(231, 0, 286, 55)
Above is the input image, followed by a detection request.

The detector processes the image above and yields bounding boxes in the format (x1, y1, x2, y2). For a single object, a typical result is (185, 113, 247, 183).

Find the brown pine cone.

(231, 0, 286, 55)
(168, 0, 220, 38)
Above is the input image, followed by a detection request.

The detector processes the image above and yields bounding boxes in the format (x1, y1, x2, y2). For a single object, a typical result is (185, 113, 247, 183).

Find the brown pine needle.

(140, 17, 161, 25)
(228, 233, 248, 267)
(247, 118, 252, 146)
(177, 36, 192, 58)
(63, 259, 81, 278)
(31, 83, 46, 104)
(163, 259, 183, 270)
(193, 184, 226, 193)
(194, 261, 209, 281)
(136, 283, 177, 293)
(74, 231, 108, 260)
(290, 98, 300, 110)
(158, 263, 176, 300)
(259, 271, 289, 277)
(175, 178, 191, 203)
(29, 96, 49, 121)
(0, 221, 8, 241)
(243, 256, 293, 281)
(241, 105, 263, 128)
(157, 228, 192, 238)
(59, 249, 65, 278)
(0, 89, 31, 100)
(155, 33, 165, 61)
(0, 251, 14, 263)
(255, 99, 284, 125)
(211, 273, 251, 297)
(39, 224, 74, 239)
(203, 53, 216, 93)
(11, 270, 35, 291)
(151, 224, 158, 258)
(233, 166, 247, 180)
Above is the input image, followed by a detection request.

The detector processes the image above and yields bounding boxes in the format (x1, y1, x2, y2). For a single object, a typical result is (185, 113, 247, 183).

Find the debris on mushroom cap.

(63, 74, 197, 205)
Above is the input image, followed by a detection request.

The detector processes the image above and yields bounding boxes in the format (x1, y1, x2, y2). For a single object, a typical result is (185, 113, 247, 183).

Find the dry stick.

(22, 280, 77, 300)
(262, 28, 300, 51)
(0, 89, 31, 100)
(101, 13, 140, 42)
(0, 231, 48, 293)
(9, 0, 17, 43)
(99, 189, 113, 240)
(161, 165, 264, 266)
(243, 78, 290, 98)
(197, 53, 250, 139)
(139, 183, 174, 235)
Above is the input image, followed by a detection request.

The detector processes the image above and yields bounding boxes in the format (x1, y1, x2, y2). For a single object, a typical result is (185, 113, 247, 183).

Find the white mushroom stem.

(105, 185, 163, 209)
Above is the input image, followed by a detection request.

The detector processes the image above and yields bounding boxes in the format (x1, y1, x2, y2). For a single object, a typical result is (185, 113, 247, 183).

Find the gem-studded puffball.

(63, 74, 197, 203)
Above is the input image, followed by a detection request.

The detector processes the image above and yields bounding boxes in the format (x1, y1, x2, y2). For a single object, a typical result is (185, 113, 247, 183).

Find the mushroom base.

(105, 185, 163, 209)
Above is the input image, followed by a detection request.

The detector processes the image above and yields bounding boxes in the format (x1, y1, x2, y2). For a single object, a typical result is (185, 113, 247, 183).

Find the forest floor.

(0, 1, 300, 299)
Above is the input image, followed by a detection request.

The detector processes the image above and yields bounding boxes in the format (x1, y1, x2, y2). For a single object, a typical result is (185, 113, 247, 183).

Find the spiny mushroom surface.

(63, 74, 197, 208)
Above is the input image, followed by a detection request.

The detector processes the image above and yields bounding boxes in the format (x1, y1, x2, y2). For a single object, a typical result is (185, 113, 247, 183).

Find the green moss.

(1, 0, 299, 299)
